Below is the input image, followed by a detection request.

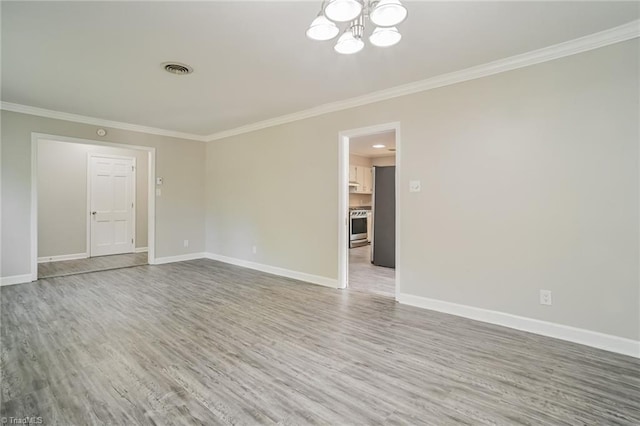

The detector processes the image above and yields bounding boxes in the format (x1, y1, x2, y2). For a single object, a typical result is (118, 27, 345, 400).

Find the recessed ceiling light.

(162, 62, 193, 75)
(372, 144, 386, 148)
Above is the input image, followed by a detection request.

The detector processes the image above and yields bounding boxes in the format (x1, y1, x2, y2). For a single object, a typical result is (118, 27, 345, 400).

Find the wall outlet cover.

(539, 290, 552, 306)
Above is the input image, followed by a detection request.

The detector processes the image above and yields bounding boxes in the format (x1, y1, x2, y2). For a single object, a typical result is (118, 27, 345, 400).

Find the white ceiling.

(350, 131, 396, 158)
(2, 2, 638, 136)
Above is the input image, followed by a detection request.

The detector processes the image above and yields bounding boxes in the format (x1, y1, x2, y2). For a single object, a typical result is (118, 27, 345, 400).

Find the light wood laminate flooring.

(349, 245, 395, 297)
(2, 259, 639, 424)
(38, 252, 148, 279)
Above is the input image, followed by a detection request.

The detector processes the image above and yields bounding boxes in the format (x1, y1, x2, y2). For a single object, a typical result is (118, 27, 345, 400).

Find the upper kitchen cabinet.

(350, 165, 372, 194)
(349, 165, 357, 183)
(362, 166, 373, 194)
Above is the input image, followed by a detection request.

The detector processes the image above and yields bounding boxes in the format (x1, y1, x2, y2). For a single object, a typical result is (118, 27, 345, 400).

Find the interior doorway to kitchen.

(33, 134, 154, 279)
(338, 123, 399, 298)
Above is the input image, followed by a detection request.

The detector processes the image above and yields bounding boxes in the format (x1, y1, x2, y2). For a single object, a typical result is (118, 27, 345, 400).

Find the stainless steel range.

(349, 209, 369, 248)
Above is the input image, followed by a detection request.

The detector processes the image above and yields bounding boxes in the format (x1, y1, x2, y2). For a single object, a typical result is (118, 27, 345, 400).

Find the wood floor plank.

(348, 245, 395, 297)
(1, 259, 639, 425)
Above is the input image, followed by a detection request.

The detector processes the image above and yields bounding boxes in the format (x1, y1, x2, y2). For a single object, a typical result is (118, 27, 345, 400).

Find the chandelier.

(306, 0, 408, 54)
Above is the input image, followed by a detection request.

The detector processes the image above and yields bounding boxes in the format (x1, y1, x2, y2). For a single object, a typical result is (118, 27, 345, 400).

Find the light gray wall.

(37, 140, 149, 258)
(205, 40, 639, 341)
(349, 154, 372, 167)
(1, 110, 206, 276)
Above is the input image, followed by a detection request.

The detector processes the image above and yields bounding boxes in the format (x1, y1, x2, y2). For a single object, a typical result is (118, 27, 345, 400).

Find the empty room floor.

(2, 259, 639, 424)
(348, 244, 395, 296)
(38, 252, 148, 279)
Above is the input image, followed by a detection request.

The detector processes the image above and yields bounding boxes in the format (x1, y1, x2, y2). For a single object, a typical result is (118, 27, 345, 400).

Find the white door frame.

(31, 132, 157, 281)
(87, 153, 137, 257)
(338, 122, 401, 300)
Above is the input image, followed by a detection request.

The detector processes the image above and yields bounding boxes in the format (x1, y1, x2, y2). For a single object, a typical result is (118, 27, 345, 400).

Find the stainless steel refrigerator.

(371, 166, 395, 268)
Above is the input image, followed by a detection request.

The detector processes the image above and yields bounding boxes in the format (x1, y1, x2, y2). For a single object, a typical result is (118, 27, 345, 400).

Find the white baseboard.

(0, 274, 34, 286)
(37, 252, 88, 263)
(397, 293, 640, 358)
(152, 252, 205, 265)
(135, 247, 148, 253)
(204, 252, 339, 289)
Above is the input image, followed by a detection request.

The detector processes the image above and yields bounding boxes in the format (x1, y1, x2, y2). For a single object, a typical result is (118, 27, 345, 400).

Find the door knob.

(91, 211, 97, 215)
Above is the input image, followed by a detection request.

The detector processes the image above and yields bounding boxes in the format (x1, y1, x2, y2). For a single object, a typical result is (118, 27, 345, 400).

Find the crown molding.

(0, 102, 208, 142)
(206, 19, 640, 142)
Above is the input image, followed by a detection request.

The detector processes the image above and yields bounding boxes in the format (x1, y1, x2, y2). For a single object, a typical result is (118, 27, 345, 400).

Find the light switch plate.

(409, 180, 421, 192)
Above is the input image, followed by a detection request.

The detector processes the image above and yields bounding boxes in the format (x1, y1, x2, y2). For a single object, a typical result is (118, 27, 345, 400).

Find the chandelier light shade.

(334, 30, 365, 54)
(306, 14, 340, 41)
(369, 0, 408, 27)
(369, 26, 401, 47)
(307, 0, 407, 54)
(324, 0, 364, 23)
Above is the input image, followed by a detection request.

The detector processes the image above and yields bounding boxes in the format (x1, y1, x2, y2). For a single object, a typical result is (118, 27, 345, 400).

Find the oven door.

(350, 216, 368, 242)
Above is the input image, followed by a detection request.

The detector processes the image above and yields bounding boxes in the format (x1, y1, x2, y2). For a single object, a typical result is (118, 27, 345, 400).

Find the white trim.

(338, 122, 400, 297)
(398, 293, 640, 359)
(37, 253, 88, 263)
(147, 149, 156, 265)
(0, 274, 34, 287)
(2, 102, 207, 142)
(31, 135, 38, 281)
(338, 135, 349, 290)
(204, 253, 339, 289)
(31, 133, 156, 278)
(87, 153, 137, 257)
(154, 252, 206, 265)
(135, 247, 148, 253)
(205, 20, 640, 142)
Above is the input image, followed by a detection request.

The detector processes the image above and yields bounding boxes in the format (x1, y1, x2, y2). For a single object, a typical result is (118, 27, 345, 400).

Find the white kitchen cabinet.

(362, 167, 373, 194)
(348, 165, 373, 194)
(349, 165, 357, 183)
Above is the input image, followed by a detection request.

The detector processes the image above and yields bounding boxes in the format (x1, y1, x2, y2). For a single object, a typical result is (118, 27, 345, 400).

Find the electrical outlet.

(252, 245, 257, 254)
(183, 240, 189, 248)
(539, 290, 552, 306)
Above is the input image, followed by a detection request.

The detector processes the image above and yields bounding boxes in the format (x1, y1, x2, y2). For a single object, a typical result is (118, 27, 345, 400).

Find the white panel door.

(89, 155, 135, 257)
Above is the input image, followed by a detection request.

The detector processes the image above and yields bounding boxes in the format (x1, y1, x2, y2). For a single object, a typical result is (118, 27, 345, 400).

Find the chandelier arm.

(350, 14, 365, 39)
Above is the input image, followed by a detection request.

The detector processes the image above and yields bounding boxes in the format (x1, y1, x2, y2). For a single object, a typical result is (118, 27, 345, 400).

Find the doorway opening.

(32, 134, 156, 280)
(338, 122, 399, 298)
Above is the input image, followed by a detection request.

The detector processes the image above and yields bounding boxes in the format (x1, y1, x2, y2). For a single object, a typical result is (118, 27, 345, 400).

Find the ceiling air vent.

(162, 62, 193, 75)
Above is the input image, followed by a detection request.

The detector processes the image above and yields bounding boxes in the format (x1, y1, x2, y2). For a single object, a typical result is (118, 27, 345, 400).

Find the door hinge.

(132, 238, 134, 244)
(132, 165, 135, 172)
(132, 202, 134, 208)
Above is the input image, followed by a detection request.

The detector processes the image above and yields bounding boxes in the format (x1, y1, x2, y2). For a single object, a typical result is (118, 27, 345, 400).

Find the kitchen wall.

(205, 40, 639, 342)
(372, 155, 396, 167)
(1, 110, 206, 277)
(37, 140, 149, 258)
(349, 194, 371, 208)
(349, 154, 372, 167)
